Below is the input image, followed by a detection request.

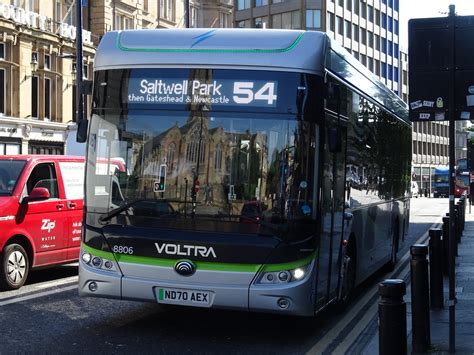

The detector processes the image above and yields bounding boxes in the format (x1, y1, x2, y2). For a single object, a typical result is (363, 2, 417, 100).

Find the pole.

(185, 0, 190, 28)
(448, 4, 456, 353)
(429, 228, 444, 309)
(378, 279, 407, 355)
(411, 245, 431, 352)
(75, 0, 84, 131)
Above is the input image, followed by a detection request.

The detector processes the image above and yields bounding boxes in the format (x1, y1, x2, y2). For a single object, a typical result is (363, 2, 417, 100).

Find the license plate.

(156, 287, 212, 307)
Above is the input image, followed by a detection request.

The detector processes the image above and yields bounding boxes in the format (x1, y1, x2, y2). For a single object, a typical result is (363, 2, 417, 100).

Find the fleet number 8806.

(112, 245, 134, 254)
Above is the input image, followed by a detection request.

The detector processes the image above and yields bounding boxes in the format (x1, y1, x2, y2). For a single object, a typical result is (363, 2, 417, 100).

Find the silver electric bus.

(78, 29, 411, 316)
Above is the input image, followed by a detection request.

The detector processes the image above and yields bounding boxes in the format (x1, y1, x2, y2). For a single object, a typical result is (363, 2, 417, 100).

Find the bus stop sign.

(408, 15, 474, 122)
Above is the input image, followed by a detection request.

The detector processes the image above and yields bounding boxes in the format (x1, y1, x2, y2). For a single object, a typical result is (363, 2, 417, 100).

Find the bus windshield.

(86, 110, 318, 236)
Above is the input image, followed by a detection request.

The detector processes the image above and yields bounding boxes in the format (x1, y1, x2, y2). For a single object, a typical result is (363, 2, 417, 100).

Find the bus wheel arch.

(0, 235, 33, 291)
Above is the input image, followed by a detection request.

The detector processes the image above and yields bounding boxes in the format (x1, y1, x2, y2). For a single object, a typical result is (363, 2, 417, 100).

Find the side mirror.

(23, 187, 50, 203)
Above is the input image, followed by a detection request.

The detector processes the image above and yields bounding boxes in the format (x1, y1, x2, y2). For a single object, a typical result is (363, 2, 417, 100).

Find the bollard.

(379, 279, 407, 355)
(411, 244, 431, 353)
(429, 229, 444, 309)
(442, 216, 450, 275)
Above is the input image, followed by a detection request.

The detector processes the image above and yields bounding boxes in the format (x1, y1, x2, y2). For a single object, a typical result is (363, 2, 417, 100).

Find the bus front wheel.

(0, 243, 30, 291)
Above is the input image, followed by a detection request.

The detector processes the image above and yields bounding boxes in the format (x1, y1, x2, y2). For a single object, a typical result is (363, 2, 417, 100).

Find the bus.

(433, 166, 449, 198)
(78, 29, 411, 316)
(455, 158, 469, 197)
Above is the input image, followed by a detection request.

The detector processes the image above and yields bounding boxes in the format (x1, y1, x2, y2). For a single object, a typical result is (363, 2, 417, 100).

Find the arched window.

(186, 127, 205, 164)
(215, 143, 222, 170)
(167, 143, 176, 171)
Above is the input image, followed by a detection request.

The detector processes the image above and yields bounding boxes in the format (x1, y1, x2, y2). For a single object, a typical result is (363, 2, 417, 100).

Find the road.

(0, 197, 448, 354)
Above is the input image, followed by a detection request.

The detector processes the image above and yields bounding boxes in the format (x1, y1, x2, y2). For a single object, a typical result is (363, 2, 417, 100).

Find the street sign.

(408, 14, 474, 122)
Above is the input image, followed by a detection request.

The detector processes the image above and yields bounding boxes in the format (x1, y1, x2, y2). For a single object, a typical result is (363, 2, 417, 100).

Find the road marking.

(307, 217, 442, 354)
(0, 284, 77, 306)
(35, 276, 78, 289)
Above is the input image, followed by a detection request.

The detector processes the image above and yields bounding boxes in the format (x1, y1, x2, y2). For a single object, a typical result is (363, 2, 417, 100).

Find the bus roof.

(94, 28, 408, 121)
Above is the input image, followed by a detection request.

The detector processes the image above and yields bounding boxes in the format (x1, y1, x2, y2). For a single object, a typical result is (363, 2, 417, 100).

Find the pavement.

(348, 203, 474, 354)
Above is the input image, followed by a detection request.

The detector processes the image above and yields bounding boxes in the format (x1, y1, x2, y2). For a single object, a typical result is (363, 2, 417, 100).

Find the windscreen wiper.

(98, 199, 147, 223)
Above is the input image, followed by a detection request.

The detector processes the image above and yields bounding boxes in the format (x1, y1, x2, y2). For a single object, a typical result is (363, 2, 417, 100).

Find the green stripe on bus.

(116, 32, 305, 54)
(82, 243, 315, 273)
(260, 252, 316, 272)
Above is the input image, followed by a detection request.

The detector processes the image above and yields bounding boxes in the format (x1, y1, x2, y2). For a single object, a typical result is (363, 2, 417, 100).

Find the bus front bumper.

(79, 259, 316, 316)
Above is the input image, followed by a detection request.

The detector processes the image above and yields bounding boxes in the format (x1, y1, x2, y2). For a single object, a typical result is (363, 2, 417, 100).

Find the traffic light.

(154, 164, 167, 192)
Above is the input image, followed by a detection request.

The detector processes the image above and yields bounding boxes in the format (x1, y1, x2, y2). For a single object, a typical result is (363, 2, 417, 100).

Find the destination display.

(128, 77, 278, 108)
(94, 68, 323, 117)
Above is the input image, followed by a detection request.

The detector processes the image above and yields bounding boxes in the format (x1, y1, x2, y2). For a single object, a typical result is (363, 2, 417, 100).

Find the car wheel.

(0, 244, 30, 291)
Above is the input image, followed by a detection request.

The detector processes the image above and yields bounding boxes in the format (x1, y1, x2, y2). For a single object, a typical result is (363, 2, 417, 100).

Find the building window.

(382, 14, 387, 29)
(388, 64, 393, 80)
(388, 16, 393, 32)
(255, 17, 268, 29)
(238, 0, 251, 10)
(44, 54, 51, 70)
(388, 40, 393, 56)
(361, 3, 366, 19)
(28, 143, 63, 155)
(338, 0, 343, 7)
(375, 34, 380, 50)
(83, 64, 89, 79)
(345, 20, 351, 38)
(215, 143, 223, 170)
(382, 38, 387, 53)
(368, 57, 373, 71)
(382, 63, 387, 77)
(237, 20, 251, 28)
(65, 0, 76, 26)
(273, 11, 301, 29)
(143, 0, 149, 12)
(220, 13, 231, 28)
(328, 14, 335, 32)
(393, 69, 398, 83)
(360, 54, 366, 66)
(394, 19, 399, 34)
(167, 143, 176, 171)
(353, 0, 359, 15)
(336, 16, 343, 35)
(375, 60, 380, 75)
(191, 6, 198, 28)
(388, 0, 393, 9)
(31, 76, 39, 119)
(0, 69, 4, 115)
(306, 10, 321, 29)
(353, 24, 359, 41)
(0, 43, 4, 60)
(346, 0, 352, 11)
(394, 0, 399, 11)
(55, 0, 62, 22)
(44, 78, 51, 120)
(368, 5, 373, 22)
(115, 14, 134, 30)
(256, 0, 268, 6)
(360, 28, 366, 45)
(367, 32, 373, 47)
(159, 0, 175, 19)
(375, 9, 380, 26)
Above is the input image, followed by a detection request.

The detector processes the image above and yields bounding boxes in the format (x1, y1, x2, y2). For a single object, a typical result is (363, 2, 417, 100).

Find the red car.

(0, 155, 84, 290)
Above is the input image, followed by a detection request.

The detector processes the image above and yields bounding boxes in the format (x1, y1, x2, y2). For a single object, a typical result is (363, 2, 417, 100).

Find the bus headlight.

(81, 251, 118, 272)
(256, 264, 311, 284)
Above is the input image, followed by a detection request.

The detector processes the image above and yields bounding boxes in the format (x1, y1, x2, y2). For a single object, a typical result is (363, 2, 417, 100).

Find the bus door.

(316, 116, 347, 305)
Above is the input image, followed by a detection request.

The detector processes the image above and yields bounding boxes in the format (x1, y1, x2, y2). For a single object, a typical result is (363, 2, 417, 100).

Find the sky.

(399, 0, 474, 47)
